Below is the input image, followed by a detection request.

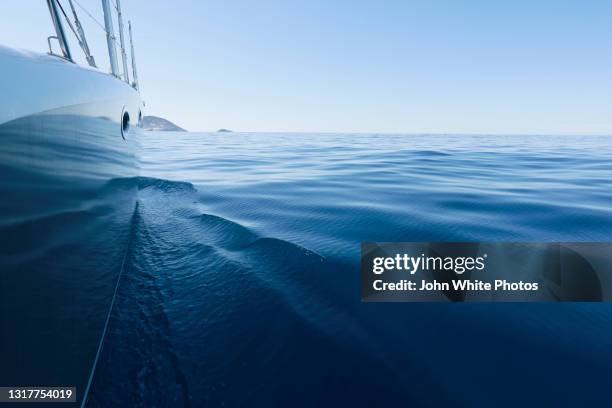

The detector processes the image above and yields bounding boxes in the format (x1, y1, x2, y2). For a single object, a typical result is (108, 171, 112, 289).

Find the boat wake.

(84, 129, 612, 407)
(88, 177, 432, 407)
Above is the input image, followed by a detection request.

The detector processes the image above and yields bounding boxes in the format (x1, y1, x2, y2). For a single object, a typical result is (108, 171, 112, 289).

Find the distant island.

(217, 129, 233, 133)
(142, 115, 186, 132)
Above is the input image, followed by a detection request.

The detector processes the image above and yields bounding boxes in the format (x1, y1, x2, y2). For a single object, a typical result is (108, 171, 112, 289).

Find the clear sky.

(2, 0, 612, 134)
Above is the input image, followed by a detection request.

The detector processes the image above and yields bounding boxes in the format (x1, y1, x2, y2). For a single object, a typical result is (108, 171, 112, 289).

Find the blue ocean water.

(0, 112, 139, 403)
(89, 133, 612, 407)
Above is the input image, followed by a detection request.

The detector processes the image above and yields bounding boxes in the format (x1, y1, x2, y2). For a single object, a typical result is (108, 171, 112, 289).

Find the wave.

(88, 130, 612, 407)
(90, 176, 460, 407)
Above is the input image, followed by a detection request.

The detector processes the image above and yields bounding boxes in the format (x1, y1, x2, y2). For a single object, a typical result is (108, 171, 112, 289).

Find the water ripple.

(91, 133, 612, 407)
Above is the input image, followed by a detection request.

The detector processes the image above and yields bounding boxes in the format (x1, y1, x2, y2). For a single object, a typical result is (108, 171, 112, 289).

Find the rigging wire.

(66, 0, 97, 67)
(56, 0, 96, 67)
(71, 0, 107, 33)
(56, 0, 83, 44)
(71, 0, 123, 49)
(55, 0, 128, 70)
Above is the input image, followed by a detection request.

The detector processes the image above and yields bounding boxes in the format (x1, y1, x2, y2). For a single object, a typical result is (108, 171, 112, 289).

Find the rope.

(80, 211, 135, 407)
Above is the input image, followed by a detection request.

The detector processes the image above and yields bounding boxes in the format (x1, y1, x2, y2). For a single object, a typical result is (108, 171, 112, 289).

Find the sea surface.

(89, 133, 612, 407)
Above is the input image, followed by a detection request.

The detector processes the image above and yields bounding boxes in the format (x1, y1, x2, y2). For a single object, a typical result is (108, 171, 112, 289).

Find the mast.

(128, 21, 139, 90)
(46, 0, 72, 60)
(115, 0, 130, 83)
(101, 0, 120, 77)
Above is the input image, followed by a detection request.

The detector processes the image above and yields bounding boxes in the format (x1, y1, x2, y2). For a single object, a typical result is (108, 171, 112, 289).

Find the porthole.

(121, 109, 130, 139)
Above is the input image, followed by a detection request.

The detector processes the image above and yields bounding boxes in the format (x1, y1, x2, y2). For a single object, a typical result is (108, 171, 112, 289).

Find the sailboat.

(0, 1, 143, 405)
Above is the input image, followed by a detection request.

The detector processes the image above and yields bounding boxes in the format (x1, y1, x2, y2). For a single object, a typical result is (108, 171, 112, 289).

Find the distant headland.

(142, 116, 186, 132)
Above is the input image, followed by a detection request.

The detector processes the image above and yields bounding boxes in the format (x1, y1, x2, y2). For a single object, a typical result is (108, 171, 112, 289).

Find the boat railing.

(47, 35, 63, 58)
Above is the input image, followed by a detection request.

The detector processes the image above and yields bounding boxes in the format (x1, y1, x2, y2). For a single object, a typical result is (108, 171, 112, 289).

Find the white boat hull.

(0, 45, 143, 406)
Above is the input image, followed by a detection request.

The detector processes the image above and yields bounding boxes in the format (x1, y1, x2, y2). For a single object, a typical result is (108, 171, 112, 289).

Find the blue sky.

(2, 0, 612, 133)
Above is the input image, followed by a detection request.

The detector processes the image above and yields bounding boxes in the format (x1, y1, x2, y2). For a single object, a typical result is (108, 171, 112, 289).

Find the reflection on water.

(0, 112, 139, 406)
(86, 133, 612, 407)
